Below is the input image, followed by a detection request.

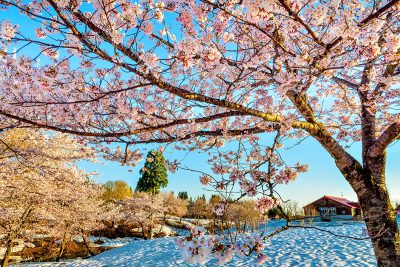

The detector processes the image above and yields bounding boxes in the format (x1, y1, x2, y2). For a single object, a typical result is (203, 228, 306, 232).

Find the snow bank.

(89, 237, 138, 248)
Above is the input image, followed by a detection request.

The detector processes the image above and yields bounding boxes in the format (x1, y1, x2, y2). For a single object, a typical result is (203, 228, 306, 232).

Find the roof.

(303, 195, 361, 209)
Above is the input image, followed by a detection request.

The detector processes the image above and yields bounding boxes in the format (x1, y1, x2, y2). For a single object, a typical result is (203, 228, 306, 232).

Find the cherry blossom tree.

(163, 192, 189, 219)
(49, 183, 116, 262)
(177, 131, 308, 263)
(1, 0, 400, 265)
(118, 192, 167, 239)
(225, 200, 263, 234)
(118, 192, 187, 239)
(0, 129, 107, 266)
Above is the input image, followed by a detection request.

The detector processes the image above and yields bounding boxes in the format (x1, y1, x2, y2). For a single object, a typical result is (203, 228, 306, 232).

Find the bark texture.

(357, 155, 400, 267)
(331, 151, 400, 266)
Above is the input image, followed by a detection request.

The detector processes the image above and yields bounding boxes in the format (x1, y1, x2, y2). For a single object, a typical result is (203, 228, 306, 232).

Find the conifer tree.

(136, 149, 168, 195)
(178, 191, 189, 200)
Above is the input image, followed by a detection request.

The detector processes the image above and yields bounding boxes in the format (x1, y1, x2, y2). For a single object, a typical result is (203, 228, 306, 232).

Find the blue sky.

(79, 137, 400, 207)
(4, 4, 400, 207)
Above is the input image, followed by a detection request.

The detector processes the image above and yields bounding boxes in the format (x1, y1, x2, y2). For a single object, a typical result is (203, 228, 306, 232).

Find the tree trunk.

(1, 205, 33, 267)
(82, 232, 95, 257)
(56, 232, 67, 262)
(139, 222, 147, 239)
(148, 225, 153, 239)
(351, 154, 400, 266)
(360, 191, 400, 266)
(1, 236, 15, 267)
(141, 226, 146, 239)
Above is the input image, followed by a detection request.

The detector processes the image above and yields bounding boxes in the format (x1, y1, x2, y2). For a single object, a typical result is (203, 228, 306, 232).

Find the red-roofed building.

(303, 195, 362, 220)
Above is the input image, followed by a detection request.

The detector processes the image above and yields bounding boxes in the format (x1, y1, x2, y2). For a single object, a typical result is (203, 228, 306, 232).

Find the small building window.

(319, 207, 336, 215)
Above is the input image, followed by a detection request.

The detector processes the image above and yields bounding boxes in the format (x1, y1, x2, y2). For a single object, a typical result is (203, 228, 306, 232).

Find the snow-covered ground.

(15, 220, 377, 266)
(87, 237, 139, 248)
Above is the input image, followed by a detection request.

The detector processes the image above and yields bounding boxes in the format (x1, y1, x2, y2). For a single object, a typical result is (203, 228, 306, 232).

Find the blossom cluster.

(0, 21, 16, 42)
(177, 226, 267, 265)
(202, 140, 307, 199)
(200, 174, 212, 185)
(176, 226, 214, 264)
(101, 146, 143, 166)
(256, 196, 279, 214)
(211, 201, 226, 216)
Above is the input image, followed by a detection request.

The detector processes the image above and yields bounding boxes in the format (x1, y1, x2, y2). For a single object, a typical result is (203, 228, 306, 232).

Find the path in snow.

(16, 221, 376, 266)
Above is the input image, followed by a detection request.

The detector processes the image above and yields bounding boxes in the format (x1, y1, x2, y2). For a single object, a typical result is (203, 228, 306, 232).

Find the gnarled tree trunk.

(360, 188, 400, 266)
(347, 153, 400, 266)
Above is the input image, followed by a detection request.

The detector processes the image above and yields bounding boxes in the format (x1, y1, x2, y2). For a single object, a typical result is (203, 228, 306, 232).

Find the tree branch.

(359, 0, 400, 25)
(369, 122, 400, 157)
(0, 109, 247, 138)
(286, 90, 360, 176)
(127, 127, 270, 145)
(276, 0, 323, 46)
(332, 76, 359, 90)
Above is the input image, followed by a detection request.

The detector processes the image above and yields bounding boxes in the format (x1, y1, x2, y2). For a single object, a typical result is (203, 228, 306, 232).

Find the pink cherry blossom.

(142, 21, 153, 35)
(1, 1, 400, 264)
(200, 174, 212, 185)
(1, 21, 15, 41)
(257, 254, 268, 265)
(256, 196, 278, 214)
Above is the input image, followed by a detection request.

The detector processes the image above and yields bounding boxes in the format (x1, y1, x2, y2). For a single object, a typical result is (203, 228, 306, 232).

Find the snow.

(14, 220, 377, 266)
(88, 237, 138, 248)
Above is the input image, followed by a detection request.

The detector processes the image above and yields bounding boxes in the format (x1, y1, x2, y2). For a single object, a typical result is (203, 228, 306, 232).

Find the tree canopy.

(0, 129, 109, 267)
(102, 180, 133, 201)
(2, 0, 400, 265)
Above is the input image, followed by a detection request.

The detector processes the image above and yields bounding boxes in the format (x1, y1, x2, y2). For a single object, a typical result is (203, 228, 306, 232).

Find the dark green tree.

(135, 149, 168, 194)
(178, 191, 189, 200)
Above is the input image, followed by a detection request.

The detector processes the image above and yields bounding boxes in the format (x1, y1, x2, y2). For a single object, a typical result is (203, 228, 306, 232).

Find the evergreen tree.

(136, 149, 168, 195)
(178, 191, 189, 200)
